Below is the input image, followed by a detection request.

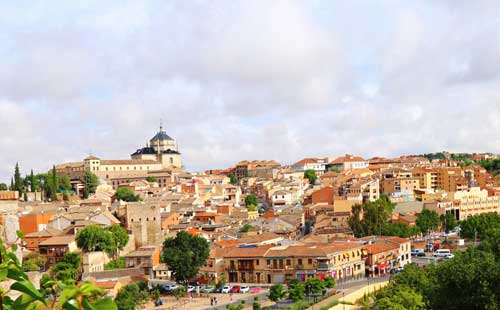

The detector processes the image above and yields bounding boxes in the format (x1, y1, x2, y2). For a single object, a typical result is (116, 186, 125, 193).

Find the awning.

(376, 263, 390, 269)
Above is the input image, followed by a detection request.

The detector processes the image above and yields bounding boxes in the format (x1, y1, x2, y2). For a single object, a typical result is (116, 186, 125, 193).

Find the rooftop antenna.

(160, 118, 163, 132)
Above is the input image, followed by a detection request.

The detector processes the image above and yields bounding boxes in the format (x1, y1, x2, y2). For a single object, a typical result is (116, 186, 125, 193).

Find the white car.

(444, 253, 455, 259)
(222, 285, 232, 293)
(187, 286, 196, 293)
(240, 285, 250, 293)
(164, 284, 178, 291)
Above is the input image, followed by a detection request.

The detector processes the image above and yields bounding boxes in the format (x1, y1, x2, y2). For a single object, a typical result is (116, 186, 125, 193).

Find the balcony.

(237, 264, 255, 271)
(295, 264, 305, 270)
(317, 263, 333, 271)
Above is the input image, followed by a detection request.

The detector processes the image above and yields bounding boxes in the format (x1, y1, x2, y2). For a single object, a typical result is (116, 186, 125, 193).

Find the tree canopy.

(76, 224, 129, 259)
(304, 169, 317, 184)
(245, 194, 259, 207)
(415, 209, 440, 234)
(161, 231, 210, 283)
(115, 187, 141, 202)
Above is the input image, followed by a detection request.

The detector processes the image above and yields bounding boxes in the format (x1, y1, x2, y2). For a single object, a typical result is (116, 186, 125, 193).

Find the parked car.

(411, 249, 425, 257)
(390, 267, 404, 274)
(213, 286, 223, 293)
(164, 284, 178, 292)
(200, 285, 215, 293)
(230, 285, 241, 293)
(433, 249, 451, 257)
(189, 280, 201, 287)
(240, 285, 250, 293)
(187, 286, 196, 293)
(222, 286, 232, 294)
(250, 287, 261, 293)
(444, 253, 455, 259)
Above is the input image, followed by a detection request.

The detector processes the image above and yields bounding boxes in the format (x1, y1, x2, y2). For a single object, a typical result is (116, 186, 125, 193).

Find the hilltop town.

(1, 127, 500, 309)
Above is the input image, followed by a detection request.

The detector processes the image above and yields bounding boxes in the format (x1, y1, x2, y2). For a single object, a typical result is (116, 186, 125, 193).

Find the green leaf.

(7, 264, 28, 281)
(11, 243, 18, 252)
(16, 230, 24, 239)
(10, 280, 45, 303)
(0, 267, 8, 281)
(62, 299, 80, 310)
(88, 298, 118, 310)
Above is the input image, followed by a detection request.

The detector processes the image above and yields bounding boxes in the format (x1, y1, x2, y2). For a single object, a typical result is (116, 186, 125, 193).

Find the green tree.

(252, 296, 262, 310)
(105, 224, 130, 261)
(29, 169, 36, 192)
(245, 194, 259, 207)
(375, 284, 426, 310)
(22, 252, 47, 271)
(239, 224, 254, 233)
(84, 171, 99, 198)
(76, 225, 113, 252)
(287, 279, 306, 302)
(115, 187, 140, 202)
(0, 183, 7, 190)
(349, 197, 392, 237)
(145, 176, 157, 182)
(161, 231, 210, 283)
(416, 209, 440, 234)
(304, 169, 317, 184)
(14, 162, 23, 192)
(59, 175, 72, 191)
(227, 173, 237, 185)
(52, 262, 77, 285)
(440, 212, 457, 232)
(324, 276, 336, 289)
(382, 222, 419, 238)
(226, 301, 245, 310)
(114, 282, 149, 310)
(478, 228, 500, 259)
(49, 165, 58, 201)
(62, 252, 82, 270)
(305, 277, 325, 296)
(268, 284, 287, 302)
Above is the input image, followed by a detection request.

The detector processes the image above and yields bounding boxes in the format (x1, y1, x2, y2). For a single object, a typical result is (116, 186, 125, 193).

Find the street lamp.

(343, 291, 345, 310)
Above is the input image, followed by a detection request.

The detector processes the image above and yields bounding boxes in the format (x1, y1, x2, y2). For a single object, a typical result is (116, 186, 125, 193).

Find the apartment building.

(223, 242, 365, 284)
(328, 155, 369, 171)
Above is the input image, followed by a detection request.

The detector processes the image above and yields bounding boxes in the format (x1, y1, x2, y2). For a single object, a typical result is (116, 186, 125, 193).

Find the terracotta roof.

(215, 240, 242, 248)
(100, 159, 158, 165)
(365, 242, 399, 254)
(224, 245, 273, 258)
(331, 155, 366, 164)
(95, 281, 119, 289)
(292, 158, 321, 166)
(39, 235, 75, 246)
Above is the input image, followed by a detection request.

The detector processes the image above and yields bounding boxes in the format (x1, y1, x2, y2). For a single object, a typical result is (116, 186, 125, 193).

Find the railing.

(317, 263, 333, 271)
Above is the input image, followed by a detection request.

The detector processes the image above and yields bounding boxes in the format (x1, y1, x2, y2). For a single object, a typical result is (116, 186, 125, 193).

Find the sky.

(1, 0, 500, 182)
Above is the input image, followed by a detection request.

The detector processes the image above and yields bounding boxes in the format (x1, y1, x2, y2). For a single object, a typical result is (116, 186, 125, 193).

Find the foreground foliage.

(0, 236, 116, 309)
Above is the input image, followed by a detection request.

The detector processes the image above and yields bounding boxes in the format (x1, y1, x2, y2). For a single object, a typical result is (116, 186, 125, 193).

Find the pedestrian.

(210, 297, 214, 306)
(230, 292, 233, 301)
(215, 297, 218, 305)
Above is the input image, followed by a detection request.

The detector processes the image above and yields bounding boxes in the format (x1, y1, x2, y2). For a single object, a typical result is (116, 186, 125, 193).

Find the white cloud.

(0, 1, 499, 181)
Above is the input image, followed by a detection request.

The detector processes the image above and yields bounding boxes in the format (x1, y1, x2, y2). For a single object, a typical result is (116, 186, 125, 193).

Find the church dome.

(150, 130, 173, 141)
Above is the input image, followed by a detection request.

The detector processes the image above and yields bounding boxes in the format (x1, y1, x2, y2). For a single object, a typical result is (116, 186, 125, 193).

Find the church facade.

(56, 126, 182, 189)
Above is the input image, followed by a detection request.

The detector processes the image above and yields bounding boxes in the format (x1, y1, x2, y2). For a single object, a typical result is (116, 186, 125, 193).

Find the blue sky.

(1, 1, 500, 182)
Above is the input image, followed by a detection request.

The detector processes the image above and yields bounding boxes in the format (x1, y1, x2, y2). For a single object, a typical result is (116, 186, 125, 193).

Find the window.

(308, 259, 313, 264)
(255, 260, 259, 265)
(298, 259, 302, 265)
(286, 259, 291, 266)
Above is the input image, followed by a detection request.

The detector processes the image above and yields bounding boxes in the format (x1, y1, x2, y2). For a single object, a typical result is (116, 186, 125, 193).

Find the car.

(240, 285, 250, 293)
(187, 286, 196, 293)
(250, 287, 261, 293)
(390, 267, 404, 274)
(230, 285, 241, 293)
(444, 253, 455, 259)
(222, 285, 232, 293)
(200, 285, 215, 293)
(411, 249, 425, 257)
(163, 284, 178, 292)
(433, 249, 451, 257)
(189, 280, 201, 287)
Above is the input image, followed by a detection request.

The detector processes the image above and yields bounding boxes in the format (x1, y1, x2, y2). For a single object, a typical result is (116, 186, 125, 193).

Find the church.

(56, 125, 183, 189)
(131, 124, 182, 169)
